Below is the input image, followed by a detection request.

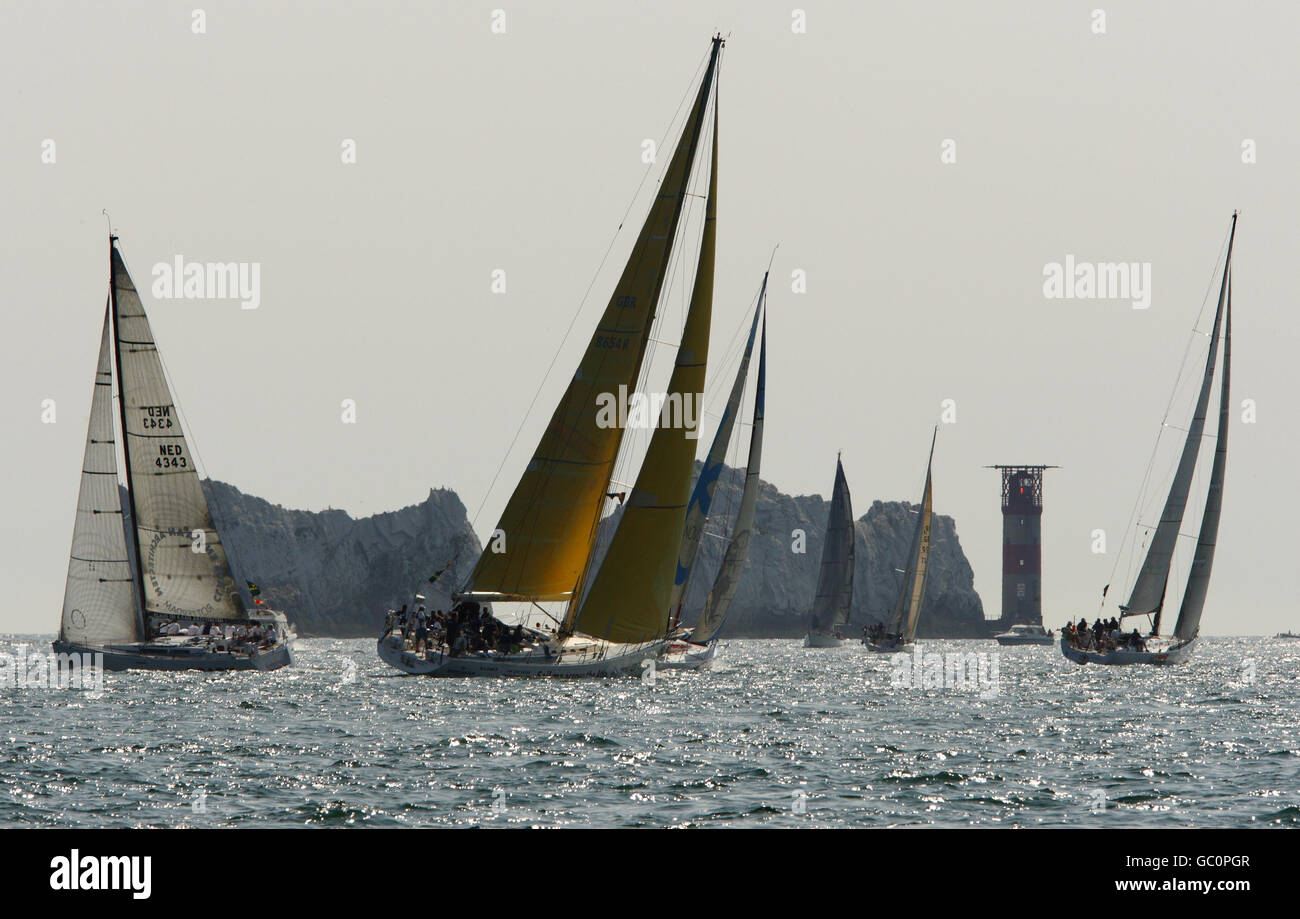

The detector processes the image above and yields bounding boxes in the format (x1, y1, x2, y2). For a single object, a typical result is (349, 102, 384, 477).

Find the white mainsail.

(60, 306, 140, 646)
(1122, 217, 1235, 623)
(691, 311, 766, 645)
(809, 456, 855, 634)
(112, 244, 244, 623)
(1173, 272, 1231, 641)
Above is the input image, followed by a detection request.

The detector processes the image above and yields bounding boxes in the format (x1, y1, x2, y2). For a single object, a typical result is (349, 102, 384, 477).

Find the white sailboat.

(53, 236, 294, 671)
(378, 36, 726, 677)
(662, 277, 768, 670)
(865, 430, 936, 653)
(1061, 213, 1237, 666)
(804, 456, 854, 648)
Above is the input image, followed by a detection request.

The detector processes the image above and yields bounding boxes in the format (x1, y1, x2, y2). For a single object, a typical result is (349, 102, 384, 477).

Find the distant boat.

(805, 455, 854, 648)
(865, 430, 936, 653)
(1062, 214, 1237, 666)
(53, 236, 293, 671)
(1275, 632, 1300, 640)
(662, 278, 767, 670)
(378, 36, 726, 677)
(994, 623, 1054, 646)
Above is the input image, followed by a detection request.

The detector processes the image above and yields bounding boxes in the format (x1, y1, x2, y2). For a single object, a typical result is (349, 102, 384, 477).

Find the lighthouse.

(987, 465, 1057, 628)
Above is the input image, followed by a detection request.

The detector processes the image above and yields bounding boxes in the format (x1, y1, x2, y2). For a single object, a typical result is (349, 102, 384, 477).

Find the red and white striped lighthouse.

(987, 465, 1057, 627)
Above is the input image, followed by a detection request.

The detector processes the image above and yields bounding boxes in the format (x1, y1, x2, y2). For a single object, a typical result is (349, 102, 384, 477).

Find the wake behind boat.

(55, 236, 293, 672)
(865, 430, 936, 653)
(1061, 213, 1237, 666)
(379, 36, 727, 677)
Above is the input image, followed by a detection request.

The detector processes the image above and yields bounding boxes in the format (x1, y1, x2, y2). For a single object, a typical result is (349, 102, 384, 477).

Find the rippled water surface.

(1, 636, 1297, 827)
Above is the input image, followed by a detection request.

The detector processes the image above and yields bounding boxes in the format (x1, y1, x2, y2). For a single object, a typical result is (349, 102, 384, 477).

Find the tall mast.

(1124, 213, 1235, 632)
(564, 34, 724, 632)
(109, 235, 148, 640)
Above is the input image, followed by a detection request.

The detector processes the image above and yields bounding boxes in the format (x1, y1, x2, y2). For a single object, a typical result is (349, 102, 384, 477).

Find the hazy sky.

(2, 1, 1296, 635)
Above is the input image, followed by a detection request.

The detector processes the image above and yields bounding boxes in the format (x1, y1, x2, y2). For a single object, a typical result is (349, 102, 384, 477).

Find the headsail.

(809, 455, 855, 633)
(462, 38, 723, 605)
(692, 311, 766, 645)
(570, 77, 720, 644)
(60, 306, 140, 646)
(670, 275, 765, 619)
(1173, 271, 1231, 640)
(112, 243, 244, 623)
(1122, 216, 1235, 624)
(888, 429, 936, 643)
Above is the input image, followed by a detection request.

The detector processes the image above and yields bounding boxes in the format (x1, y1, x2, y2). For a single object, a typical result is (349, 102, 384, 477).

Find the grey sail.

(670, 278, 765, 620)
(692, 310, 766, 645)
(112, 244, 244, 623)
(60, 307, 141, 646)
(1173, 274, 1231, 641)
(1122, 217, 1235, 622)
(889, 431, 935, 643)
(809, 456, 855, 633)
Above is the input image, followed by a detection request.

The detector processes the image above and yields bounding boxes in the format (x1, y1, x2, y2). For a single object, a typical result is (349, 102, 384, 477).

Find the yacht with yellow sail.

(378, 36, 725, 677)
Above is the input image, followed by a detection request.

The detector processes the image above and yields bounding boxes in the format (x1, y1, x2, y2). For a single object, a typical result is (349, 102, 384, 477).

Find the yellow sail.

(465, 40, 722, 603)
(904, 466, 934, 640)
(570, 93, 719, 643)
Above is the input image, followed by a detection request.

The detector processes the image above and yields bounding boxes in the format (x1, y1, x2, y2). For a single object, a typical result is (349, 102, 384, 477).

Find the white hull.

(1059, 635, 1196, 666)
(803, 632, 845, 648)
(658, 640, 717, 670)
(995, 635, 1054, 646)
(376, 631, 663, 677)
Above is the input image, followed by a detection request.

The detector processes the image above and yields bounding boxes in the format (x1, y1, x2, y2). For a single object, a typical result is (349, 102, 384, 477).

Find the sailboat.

(804, 455, 855, 648)
(1062, 213, 1237, 665)
(378, 36, 725, 677)
(865, 429, 936, 653)
(53, 236, 294, 671)
(661, 277, 768, 670)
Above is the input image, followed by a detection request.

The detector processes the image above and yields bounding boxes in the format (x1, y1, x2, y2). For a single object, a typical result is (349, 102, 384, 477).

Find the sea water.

(0, 636, 1296, 827)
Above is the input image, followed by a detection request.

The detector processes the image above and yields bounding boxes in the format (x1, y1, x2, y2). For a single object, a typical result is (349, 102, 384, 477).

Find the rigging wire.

(466, 44, 713, 536)
(1101, 220, 1233, 611)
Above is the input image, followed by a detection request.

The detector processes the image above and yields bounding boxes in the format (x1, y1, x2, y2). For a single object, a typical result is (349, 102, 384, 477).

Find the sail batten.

(112, 244, 244, 623)
(1122, 218, 1235, 623)
(570, 73, 721, 644)
(60, 306, 141, 646)
(464, 39, 723, 607)
(692, 310, 766, 645)
(1173, 272, 1231, 640)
